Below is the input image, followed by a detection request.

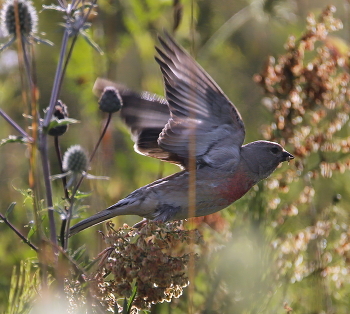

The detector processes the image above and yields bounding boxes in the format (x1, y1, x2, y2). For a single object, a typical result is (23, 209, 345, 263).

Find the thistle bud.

(98, 87, 123, 113)
(0, 0, 38, 38)
(62, 145, 88, 174)
(48, 100, 69, 136)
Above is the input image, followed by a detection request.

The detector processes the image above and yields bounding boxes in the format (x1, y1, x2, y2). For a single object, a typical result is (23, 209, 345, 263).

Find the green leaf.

(1, 135, 29, 146)
(6, 260, 40, 314)
(45, 118, 79, 133)
(80, 30, 104, 55)
(83, 256, 103, 272)
(126, 283, 138, 313)
(122, 298, 128, 314)
(74, 191, 92, 200)
(12, 187, 34, 206)
(5, 202, 16, 219)
(71, 245, 86, 261)
(27, 224, 36, 241)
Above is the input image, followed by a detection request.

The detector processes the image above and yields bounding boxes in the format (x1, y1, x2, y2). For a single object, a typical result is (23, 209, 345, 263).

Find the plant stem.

(39, 133, 58, 246)
(0, 108, 33, 141)
(54, 136, 69, 200)
(49, 27, 79, 250)
(89, 113, 112, 163)
(43, 31, 70, 128)
(39, 30, 70, 248)
(74, 112, 113, 193)
(0, 212, 38, 251)
(63, 113, 112, 249)
(44, 0, 99, 249)
(59, 35, 78, 93)
(54, 136, 70, 247)
(43, 0, 96, 126)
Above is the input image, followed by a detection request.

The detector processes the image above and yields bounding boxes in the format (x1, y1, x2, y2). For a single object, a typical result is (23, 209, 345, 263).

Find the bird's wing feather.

(155, 33, 245, 169)
(94, 32, 246, 170)
(94, 78, 185, 167)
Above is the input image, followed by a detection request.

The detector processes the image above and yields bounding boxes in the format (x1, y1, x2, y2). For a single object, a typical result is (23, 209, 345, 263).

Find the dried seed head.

(62, 145, 88, 174)
(98, 87, 123, 113)
(94, 222, 200, 310)
(48, 100, 69, 137)
(0, 0, 38, 37)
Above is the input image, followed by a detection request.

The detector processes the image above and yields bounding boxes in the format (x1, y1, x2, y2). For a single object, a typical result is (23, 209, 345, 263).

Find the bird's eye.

(270, 147, 280, 154)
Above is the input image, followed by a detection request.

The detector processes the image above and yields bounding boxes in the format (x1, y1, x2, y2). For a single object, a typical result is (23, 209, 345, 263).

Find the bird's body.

(70, 33, 293, 236)
(75, 163, 254, 225)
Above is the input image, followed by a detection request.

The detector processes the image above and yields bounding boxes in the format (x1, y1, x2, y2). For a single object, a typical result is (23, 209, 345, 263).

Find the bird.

(69, 33, 294, 236)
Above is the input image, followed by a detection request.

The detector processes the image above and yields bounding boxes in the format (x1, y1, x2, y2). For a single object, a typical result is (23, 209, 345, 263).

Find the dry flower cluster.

(255, 5, 350, 216)
(254, 6, 350, 309)
(87, 221, 202, 312)
(255, 6, 349, 175)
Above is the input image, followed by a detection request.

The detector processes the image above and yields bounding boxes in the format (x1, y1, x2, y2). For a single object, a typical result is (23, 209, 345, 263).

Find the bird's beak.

(281, 151, 294, 162)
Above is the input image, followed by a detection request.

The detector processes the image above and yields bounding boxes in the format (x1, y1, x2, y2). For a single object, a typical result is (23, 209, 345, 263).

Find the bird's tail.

(69, 209, 118, 237)
(69, 196, 145, 236)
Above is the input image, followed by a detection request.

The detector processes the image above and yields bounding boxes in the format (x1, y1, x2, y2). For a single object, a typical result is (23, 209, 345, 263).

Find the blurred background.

(1, 0, 350, 313)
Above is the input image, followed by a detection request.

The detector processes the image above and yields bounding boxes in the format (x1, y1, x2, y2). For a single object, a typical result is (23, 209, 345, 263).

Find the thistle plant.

(47, 100, 69, 137)
(0, 0, 113, 301)
(62, 145, 88, 180)
(98, 87, 123, 113)
(0, 0, 52, 51)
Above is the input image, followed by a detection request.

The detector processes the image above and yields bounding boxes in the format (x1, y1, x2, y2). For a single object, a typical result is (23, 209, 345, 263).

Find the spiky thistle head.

(62, 145, 88, 174)
(0, 0, 38, 38)
(48, 100, 69, 137)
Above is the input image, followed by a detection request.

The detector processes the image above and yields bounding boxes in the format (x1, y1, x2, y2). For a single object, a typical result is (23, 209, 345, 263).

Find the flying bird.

(70, 34, 293, 236)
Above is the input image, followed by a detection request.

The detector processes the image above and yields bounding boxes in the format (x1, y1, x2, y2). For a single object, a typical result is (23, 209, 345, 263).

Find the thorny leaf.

(45, 118, 79, 134)
(5, 202, 16, 219)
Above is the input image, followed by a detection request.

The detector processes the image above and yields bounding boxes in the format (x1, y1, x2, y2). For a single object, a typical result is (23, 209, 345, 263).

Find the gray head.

(240, 140, 294, 180)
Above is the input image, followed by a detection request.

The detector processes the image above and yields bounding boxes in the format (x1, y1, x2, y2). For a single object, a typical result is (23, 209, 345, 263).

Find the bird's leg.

(132, 218, 149, 228)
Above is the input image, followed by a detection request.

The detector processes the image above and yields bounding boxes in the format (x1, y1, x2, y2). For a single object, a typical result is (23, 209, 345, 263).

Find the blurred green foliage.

(1, 0, 350, 313)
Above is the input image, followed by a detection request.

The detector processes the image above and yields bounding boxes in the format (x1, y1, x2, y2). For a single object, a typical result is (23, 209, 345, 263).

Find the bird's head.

(241, 140, 294, 181)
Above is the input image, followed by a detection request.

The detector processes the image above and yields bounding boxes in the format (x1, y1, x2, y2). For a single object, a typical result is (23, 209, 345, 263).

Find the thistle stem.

(39, 30, 70, 248)
(0, 212, 38, 251)
(89, 113, 112, 163)
(54, 136, 70, 247)
(0, 108, 33, 141)
(63, 113, 112, 249)
(59, 35, 78, 93)
(43, 31, 70, 127)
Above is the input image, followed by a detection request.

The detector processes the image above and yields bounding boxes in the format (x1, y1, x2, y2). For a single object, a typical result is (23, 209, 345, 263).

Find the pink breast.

(216, 169, 256, 204)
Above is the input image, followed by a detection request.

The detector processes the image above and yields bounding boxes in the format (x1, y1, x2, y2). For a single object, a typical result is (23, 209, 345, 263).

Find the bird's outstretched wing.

(155, 33, 245, 169)
(94, 33, 246, 170)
